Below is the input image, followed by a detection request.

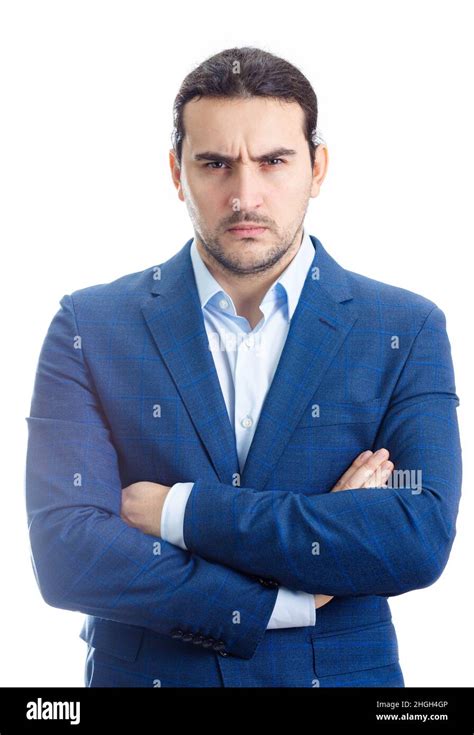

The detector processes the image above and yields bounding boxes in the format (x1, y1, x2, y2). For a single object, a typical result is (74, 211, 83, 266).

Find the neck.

(195, 227, 304, 325)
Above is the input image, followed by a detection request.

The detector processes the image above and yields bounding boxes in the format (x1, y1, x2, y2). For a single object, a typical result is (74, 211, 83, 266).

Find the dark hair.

(171, 46, 322, 170)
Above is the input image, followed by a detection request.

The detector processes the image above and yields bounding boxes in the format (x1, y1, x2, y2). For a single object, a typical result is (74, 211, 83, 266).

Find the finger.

(339, 448, 390, 490)
(362, 461, 393, 488)
(314, 594, 335, 609)
(331, 450, 374, 491)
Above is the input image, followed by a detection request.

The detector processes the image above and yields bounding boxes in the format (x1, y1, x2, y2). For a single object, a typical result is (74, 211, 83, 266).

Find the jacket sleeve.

(182, 305, 462, 597)
(25, 294, 278, 660)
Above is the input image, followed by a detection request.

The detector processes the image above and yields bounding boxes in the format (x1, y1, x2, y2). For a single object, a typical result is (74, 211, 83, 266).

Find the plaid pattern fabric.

(25, 235, 461, 687)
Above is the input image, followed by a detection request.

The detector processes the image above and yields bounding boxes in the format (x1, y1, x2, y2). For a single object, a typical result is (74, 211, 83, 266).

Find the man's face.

(170, 96, 326, 276)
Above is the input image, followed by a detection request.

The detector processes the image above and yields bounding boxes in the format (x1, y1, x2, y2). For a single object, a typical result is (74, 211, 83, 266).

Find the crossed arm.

(121, 448, 395, 608)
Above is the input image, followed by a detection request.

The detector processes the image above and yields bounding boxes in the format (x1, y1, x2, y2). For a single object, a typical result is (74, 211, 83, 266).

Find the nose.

(227, 165, 264, 213)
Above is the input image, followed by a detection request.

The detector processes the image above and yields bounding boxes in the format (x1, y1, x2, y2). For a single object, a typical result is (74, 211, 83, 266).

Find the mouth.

(227, 226, 268, 237)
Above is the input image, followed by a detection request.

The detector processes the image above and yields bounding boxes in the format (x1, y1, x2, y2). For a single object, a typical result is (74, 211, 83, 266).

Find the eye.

(205, 161, 228, 169)
(204, 158, 286, 169)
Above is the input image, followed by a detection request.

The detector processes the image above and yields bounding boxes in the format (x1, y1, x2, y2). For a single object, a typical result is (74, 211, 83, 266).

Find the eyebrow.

(193, 147, 297, 165)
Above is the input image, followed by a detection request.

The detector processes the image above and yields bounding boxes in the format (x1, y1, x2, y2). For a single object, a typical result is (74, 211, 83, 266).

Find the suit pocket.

(79, 617, 145, 662)
(311, 620, 400, 680)
(297, 397, 385, 427)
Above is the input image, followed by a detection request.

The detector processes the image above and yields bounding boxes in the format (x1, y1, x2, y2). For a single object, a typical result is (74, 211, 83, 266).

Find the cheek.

(270, 177, 310, 212)
(185, 180, 222, 220)
(181, 185, 204, 223)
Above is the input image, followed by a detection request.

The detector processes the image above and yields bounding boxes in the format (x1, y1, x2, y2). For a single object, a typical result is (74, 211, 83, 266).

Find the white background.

(0, 0, 472, 687)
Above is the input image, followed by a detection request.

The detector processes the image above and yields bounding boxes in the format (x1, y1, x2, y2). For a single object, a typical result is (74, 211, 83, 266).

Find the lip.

(227, 226, 267, 237)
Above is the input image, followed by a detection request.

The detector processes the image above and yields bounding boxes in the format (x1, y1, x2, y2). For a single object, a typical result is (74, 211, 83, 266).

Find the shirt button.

(244, 336, 255, 348)
(219, 298, 229, 310)
(241, 416, 253, 429)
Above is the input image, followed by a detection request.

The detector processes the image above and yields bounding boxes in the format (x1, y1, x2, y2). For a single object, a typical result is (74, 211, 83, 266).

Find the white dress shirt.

(160, 227, 317, 629)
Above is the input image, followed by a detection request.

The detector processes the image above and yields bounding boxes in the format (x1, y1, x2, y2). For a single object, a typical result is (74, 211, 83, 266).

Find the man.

(25, 47, 461, 688)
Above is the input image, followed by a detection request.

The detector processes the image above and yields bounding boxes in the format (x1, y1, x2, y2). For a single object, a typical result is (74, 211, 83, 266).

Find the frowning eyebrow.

(193, 147, 297, 164)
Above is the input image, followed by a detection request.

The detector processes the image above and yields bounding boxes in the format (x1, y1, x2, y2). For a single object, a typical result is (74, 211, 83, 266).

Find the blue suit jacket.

(25, 235, 462, 687)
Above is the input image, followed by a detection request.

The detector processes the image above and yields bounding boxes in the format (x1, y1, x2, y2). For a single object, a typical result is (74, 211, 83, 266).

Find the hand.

(314, 594, 334, 609)
(313, 449, 394, 610)
(330, 448, 394, 492)
(120, 481, 170, 536)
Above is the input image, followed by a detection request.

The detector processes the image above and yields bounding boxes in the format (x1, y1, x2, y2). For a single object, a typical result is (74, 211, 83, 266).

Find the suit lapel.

(240, 236, 359, 489)
(140, 239, 240, 485)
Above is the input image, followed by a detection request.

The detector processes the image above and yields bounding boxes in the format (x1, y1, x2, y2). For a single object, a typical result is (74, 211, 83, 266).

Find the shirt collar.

(190, 226, 316, 322)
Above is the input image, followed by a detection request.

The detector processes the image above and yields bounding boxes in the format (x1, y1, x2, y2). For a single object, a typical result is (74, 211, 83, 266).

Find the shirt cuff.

(160, 482, 194, 550)
(266, 587, 316, 629)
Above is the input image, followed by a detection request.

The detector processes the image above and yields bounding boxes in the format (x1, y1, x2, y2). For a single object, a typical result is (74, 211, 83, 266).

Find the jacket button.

(202, 638, 215, 648)
(192, 635, 204, 645)
(171, 629, 184, 639)
(213, 639, 226, 653)
(254, 576, 279, 588)
(182, 632, 194, 642)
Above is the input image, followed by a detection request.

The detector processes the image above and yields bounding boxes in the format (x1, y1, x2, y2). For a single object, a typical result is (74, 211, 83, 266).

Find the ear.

(169, 149, 184, 202)
(310, 144, 329, 198)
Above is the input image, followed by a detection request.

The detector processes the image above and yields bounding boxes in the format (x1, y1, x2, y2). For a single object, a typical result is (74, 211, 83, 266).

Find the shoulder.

(64, 264, 159, 321)
(344, 267, 443, 332)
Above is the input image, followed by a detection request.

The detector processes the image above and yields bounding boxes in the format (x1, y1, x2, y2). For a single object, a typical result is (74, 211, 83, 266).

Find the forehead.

(182, 96, 306, 151)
